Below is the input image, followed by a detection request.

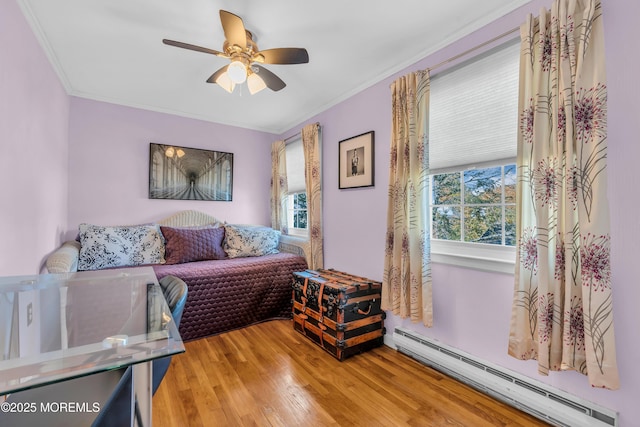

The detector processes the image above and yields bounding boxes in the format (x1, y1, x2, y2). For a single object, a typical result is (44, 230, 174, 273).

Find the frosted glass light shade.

(227, 60, 247, 84)
(247, 73, 267, 95)
(215, 72, 236, 93)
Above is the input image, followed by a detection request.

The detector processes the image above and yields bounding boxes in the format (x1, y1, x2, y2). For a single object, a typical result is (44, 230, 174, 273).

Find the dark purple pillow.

(160, 226, 226, 264)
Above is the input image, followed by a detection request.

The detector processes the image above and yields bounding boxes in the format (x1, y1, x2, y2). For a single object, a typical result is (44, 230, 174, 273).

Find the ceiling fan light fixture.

(163, 10, 308, 94)
(215, 72, 236, 93)
(227, 60, 247, 84)
(247, 72, 267, 95)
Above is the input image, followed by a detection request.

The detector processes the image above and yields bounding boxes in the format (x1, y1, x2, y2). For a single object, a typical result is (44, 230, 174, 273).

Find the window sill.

(286, 229, 308, 239)
(281, 233, 308, 242)
(430, 240, 515, 275)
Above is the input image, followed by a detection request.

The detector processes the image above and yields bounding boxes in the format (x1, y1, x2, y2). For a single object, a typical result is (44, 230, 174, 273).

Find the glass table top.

(0, 267, 184, 395)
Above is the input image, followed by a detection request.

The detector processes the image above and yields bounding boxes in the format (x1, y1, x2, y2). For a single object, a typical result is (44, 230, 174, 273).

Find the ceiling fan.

(162, 10, 309, 95)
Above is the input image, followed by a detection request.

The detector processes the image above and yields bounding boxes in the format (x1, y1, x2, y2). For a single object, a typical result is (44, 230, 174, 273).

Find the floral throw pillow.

(78, 223, 166, 271)
(223, 225, 280, 258)
(160, 226, 226, 264)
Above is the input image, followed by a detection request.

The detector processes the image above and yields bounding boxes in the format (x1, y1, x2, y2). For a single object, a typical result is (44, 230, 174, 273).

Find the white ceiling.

(18, 0, 528, 134)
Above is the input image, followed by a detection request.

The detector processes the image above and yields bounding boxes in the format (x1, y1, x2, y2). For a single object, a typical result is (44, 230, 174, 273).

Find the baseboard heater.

(393, 328, 617, 427)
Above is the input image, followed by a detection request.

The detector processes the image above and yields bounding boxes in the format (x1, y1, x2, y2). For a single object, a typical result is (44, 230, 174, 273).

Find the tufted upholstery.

(160, 225, 226, 264)
(152, 253, 307, 341)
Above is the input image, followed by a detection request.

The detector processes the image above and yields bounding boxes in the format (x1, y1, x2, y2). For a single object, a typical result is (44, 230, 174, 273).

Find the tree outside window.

(431, 164, 515, 246)
(288, 192, 307, 232)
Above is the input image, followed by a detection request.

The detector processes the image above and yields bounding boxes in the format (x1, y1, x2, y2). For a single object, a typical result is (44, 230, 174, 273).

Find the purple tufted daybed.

(45, 210, 308, 341)
(152, 252, 306, 340)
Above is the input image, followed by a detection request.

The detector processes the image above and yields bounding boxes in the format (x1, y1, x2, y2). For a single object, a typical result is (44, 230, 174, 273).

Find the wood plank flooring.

(153, 320, 549, 426)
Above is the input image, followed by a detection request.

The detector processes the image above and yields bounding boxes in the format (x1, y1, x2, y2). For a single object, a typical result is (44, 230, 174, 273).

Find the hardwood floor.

(153, 320, 549, 426)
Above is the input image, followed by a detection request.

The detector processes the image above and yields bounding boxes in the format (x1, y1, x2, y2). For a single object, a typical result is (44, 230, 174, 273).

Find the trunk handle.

(355, 302, 372, 316)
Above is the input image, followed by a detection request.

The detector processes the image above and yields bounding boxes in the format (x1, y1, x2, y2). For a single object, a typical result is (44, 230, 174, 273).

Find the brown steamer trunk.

(292, 269, 385, 361)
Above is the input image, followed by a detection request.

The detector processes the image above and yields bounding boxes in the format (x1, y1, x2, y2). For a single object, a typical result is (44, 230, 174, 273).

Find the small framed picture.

(339, 131, 375, 189)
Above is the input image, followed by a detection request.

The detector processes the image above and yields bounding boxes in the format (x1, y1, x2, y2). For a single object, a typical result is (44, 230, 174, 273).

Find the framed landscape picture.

(149, 143, 233, 201)
(338, 131, 374, 189)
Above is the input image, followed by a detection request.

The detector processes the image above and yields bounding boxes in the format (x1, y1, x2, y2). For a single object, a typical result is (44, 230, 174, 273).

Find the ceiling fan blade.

(252, 64, 286, 91)
(219, 10, 246, 50)
(162, 39, 227, 57)
(206, 65, 229, 83)
(256, 48, 309, 64)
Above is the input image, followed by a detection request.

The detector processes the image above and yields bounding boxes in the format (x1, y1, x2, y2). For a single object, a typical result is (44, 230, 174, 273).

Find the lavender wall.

(3, 0, 638, 422)
(283, 0, 640, 424)
(66, 97, 275, 238)
(0, 0, 70, 275)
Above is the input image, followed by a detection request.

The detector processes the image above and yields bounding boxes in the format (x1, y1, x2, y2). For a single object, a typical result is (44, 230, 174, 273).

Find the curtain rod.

(284, 133, 299, 143)
(426, 26, 519, 72)
(283, 122, 320, 143)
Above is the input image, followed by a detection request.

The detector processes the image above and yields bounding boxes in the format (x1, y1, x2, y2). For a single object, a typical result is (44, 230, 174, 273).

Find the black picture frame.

(148, 143, 233, 201)
(338, 131, 375, 189)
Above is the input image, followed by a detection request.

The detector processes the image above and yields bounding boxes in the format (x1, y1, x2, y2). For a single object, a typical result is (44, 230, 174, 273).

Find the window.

(285, 136, 308, 235)
(431, 162, 516, 246)
(428, 39, 519, 272)
(287, 192, 307, 234)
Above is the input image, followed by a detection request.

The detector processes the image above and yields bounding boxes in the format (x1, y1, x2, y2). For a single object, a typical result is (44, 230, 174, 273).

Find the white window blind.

(285, 136, 305, 194)
(429, 39, 520, 174)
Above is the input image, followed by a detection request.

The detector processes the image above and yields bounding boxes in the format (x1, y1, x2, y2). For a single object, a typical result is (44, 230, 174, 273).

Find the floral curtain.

(270, 140, 288, 233)
(509, 0, 618, 389)
(301, 123, 323, 269)
(382, 70, 432, 326)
